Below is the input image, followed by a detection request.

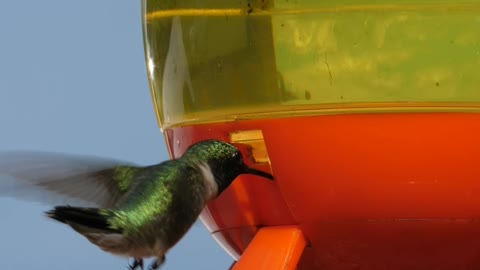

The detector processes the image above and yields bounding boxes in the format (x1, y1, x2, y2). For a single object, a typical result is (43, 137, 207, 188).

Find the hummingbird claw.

(128, 258, 144, 270)
(148, 255, 165, 270)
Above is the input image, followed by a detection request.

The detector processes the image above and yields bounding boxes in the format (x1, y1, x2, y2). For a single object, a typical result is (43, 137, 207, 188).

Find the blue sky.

(0, 1, 232, 269)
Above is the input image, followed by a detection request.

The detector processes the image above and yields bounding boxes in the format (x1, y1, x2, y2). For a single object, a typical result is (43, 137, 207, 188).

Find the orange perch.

(231, 226, 306, 270)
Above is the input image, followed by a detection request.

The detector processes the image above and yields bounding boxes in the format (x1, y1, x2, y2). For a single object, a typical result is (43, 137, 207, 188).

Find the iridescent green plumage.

(107, 161, 192, 237)
(111, 166, 141, 192)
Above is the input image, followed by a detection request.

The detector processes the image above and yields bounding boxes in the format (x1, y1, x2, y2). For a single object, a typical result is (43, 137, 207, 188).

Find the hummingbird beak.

(242, 165, 274, 180)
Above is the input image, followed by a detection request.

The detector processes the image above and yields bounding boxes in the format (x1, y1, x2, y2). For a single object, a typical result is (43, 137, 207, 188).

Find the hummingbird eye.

(232, 151, 243, 165)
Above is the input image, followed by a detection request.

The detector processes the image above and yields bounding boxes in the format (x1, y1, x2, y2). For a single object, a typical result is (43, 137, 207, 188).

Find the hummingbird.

(0, 140, 274, 270)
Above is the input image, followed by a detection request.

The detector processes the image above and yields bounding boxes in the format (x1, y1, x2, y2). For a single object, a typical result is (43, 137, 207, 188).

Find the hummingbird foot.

(148, 255, 165, 270)
(128, 258, 144, 270)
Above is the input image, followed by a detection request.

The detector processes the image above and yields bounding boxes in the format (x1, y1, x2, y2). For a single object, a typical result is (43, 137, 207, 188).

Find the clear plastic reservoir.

(143, 0, 480, 129)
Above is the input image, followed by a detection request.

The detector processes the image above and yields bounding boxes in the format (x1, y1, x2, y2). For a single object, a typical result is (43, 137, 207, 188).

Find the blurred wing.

(0, 151, 140, 207)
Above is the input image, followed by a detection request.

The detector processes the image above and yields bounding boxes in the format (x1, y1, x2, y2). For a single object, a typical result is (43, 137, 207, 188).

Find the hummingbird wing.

(0, 151, 141, 208)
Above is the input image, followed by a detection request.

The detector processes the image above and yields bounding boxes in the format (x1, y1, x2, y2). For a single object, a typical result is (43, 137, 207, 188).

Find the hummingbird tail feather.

(46, 206, 121, 233)
(47, 206, 131, 255)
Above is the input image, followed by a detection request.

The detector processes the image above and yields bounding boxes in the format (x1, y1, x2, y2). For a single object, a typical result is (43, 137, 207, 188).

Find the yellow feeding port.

(142, 0, 480, 129)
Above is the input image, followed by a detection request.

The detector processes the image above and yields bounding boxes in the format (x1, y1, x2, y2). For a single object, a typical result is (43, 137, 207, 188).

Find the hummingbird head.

(183, 140, 274, 196)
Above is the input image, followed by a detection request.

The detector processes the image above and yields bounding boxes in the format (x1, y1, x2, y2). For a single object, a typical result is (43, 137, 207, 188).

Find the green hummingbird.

(0, 140, 274, 270)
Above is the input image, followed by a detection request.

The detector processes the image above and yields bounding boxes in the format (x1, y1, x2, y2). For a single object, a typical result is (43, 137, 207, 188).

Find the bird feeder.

(141, 0, 480, 269)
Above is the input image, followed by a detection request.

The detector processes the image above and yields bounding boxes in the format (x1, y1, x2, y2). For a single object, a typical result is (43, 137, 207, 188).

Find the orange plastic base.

(165, 113, 480, 269)
(230, 226, 306, 270)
